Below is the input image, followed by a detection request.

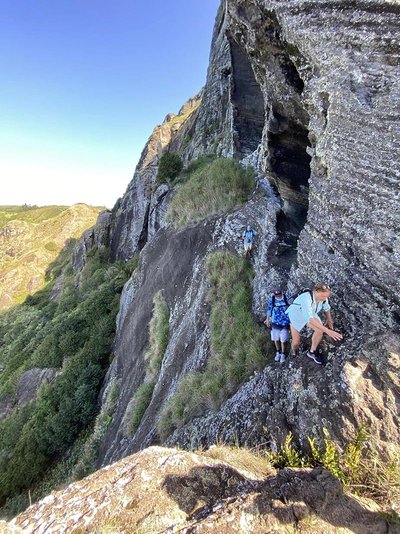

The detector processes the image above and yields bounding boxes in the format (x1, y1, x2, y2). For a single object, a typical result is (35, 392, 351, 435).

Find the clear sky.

(0, 0, 220, 208)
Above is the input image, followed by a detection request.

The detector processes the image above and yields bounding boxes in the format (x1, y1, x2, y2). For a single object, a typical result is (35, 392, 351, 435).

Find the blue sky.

(0, 0, 220, 208)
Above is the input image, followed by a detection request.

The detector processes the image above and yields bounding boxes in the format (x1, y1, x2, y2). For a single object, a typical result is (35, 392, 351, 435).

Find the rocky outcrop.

(99, 186, 280, 464)
(94, 0, 399, 464)
(0, 368, 58, 421)
(109, 94, 201, 262)
(5, 447, 389, 533)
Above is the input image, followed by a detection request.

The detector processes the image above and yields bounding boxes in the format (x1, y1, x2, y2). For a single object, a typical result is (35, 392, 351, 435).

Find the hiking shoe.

(274, 351, 281, 362)
(279, 352, 286, 363)
(307, 350, 323, 365)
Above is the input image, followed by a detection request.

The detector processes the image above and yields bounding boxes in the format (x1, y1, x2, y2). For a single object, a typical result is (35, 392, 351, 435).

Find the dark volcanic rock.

(99, 188, 279, 464)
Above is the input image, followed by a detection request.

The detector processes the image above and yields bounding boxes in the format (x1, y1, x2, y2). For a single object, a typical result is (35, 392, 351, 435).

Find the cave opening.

(230, 40, 265, 158)
(228, 30, 311, 271)
(267, 114, 311, 268)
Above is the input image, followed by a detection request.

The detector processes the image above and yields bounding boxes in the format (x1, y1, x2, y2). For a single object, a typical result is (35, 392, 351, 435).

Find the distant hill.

(0, 204, 103, 310)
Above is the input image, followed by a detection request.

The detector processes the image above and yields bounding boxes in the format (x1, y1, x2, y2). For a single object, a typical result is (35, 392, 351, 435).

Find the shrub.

(266, 427, 400, 511)
(156, 152, 183, 184)
(0, 245, 133, 505)
(157, 252, 267, 438)
(71, 378, 120, 480)
(166, 157, 255, 227)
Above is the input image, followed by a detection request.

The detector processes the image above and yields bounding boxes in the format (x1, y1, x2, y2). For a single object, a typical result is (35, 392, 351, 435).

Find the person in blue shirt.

(242, 225, 257, 257)
(286, 283, 343, 364)
(265, 288, 290, 363)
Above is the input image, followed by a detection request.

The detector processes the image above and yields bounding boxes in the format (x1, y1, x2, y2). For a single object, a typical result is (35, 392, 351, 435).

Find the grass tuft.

(124, 291, 170, 436)
(124, 382, 156, 436)
(166, 157, 255, 227)
(144, 291, 170, 378)
(204, 444, 275, 479)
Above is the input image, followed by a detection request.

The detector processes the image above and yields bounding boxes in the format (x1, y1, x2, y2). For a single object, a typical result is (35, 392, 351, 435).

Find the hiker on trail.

(242, 225, 257, 257)
(286, 283, 343, 365)
(264, 288, 290, 363)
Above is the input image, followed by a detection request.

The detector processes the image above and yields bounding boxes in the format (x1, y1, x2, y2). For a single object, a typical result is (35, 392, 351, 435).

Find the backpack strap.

(271, 293, 289, 309)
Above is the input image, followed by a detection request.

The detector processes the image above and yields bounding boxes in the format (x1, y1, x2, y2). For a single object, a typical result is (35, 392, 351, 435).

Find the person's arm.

(325, 310, 334, 330)
(265, 298, 272, 327)
(308, 317, 343, 341)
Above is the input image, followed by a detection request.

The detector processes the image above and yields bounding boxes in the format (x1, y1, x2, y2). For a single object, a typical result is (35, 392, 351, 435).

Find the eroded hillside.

(0, 204, 103, 309)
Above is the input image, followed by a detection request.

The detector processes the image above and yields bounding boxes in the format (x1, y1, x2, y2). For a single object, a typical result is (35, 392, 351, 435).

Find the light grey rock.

(147, 184, 173, 241)
(109, 96, 202, 262)
(17, 368, 57, 409)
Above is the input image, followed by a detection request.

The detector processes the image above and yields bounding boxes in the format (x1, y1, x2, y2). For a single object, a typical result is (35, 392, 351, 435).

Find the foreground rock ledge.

(1, 446, 390, 533)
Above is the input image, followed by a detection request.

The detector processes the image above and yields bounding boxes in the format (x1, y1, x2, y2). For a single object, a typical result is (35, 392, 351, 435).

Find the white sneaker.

(275, 351, 281, 361)
(279, 353, 286, 363)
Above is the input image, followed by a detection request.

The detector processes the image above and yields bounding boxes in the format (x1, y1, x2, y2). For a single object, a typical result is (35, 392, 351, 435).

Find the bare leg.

(290, 324, 301, 355)
(274, 340, 280, 351)
(310, 329, 323, 352)
(280, 341, 286, 353)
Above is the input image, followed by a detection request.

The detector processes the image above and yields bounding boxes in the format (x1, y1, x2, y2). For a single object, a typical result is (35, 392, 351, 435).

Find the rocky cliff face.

(89, 0, 399, 466)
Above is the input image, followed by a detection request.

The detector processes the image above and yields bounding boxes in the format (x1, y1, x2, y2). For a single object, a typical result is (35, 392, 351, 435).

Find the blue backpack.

(270, 293, 290, 328)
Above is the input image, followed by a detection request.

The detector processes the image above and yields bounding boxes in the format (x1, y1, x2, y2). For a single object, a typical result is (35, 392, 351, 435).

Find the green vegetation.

(158, 252, 268, 438)
(145, 291, 170, 376)
(0, 205, 68, 229)
(0, 378, 121, 519)
(156, 152, 183, 184)
(71, 378, 120, 480)
(124, 381, 156, 436)
(124, 291, 170, 436)
(265, 428, 400, 512)
(0, 245, 138, 508)
(166, 157, 255, 227)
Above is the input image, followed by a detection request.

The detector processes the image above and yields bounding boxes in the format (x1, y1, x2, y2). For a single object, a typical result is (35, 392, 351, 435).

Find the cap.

(273, 289, 283, 295)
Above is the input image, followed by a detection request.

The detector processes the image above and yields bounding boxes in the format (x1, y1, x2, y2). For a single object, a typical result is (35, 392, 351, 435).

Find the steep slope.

(0, 204, 103, 309)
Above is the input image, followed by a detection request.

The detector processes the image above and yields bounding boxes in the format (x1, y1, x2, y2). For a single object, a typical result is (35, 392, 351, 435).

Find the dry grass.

(203, 445, 275, 479)
(166, 157, 255, 227)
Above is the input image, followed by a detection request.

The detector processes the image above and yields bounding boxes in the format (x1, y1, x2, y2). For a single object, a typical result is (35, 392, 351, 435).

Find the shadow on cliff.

(162, 464, 388, 533)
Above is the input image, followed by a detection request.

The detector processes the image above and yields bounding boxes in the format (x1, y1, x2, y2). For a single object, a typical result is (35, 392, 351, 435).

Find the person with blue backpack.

(264, 288, 291, 363)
